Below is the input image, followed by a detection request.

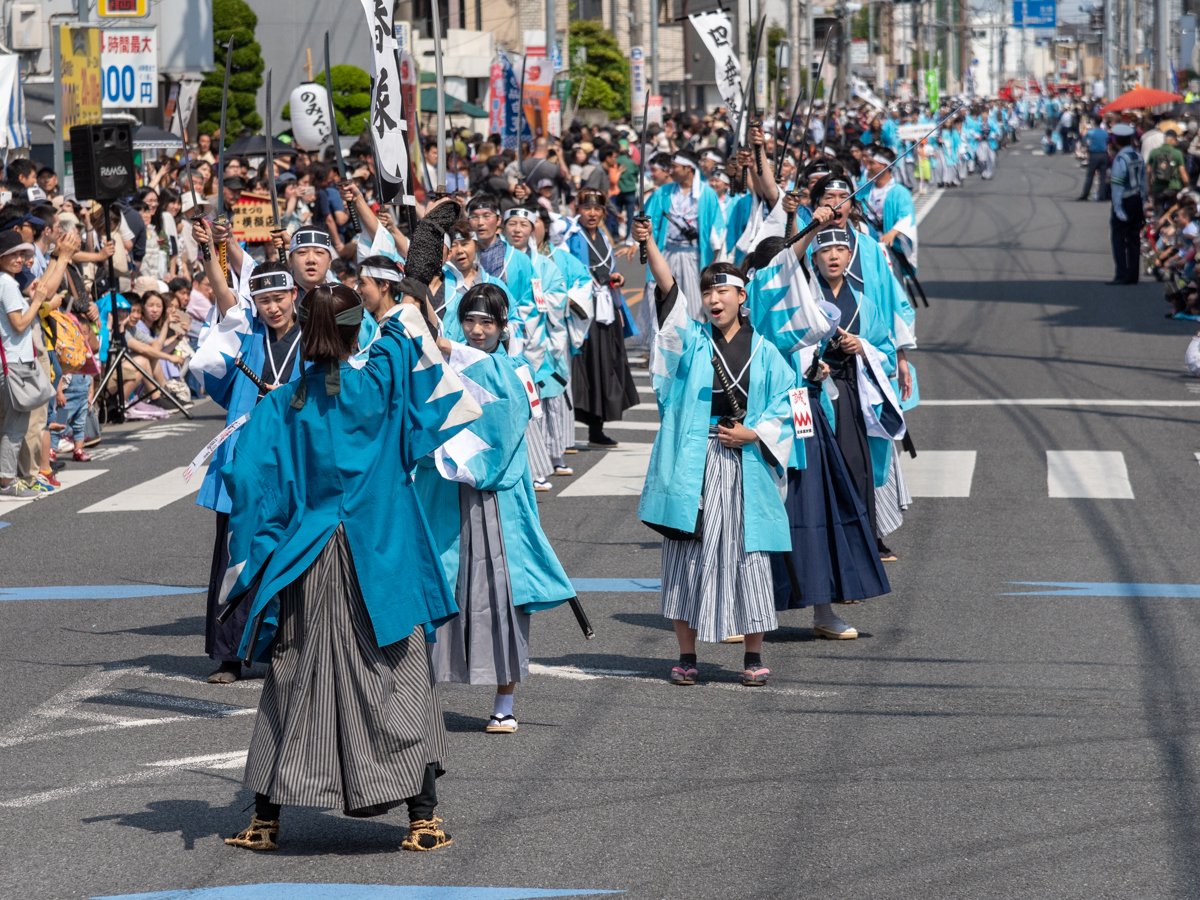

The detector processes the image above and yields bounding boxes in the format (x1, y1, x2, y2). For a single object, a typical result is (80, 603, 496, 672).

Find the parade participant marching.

(415, 282, 576, 733)
(564, 188, 640, 447)
(631, 217, 796, 688)
(438, 218, 515, 341)
(862, 145, 919, 271)
(742, 231, 891, 636)
(1109, 124, 1148, 286)
(189, 221, 303, 685)
(502, 205, 568, 490)
(466, 194, 535, 310)
(639, 148, 725, 320)
(808, 175, 915, 558)
(217, 267, 482, 852)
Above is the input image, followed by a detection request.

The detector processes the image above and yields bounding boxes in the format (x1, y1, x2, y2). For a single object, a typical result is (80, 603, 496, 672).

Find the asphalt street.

(4, 145, 1200, 900)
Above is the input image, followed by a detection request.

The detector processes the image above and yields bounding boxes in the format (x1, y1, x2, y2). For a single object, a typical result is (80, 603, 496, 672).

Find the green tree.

(197, 0, 263, 144)
(281, 66, 371, 136)
(568, 19, 630, 118)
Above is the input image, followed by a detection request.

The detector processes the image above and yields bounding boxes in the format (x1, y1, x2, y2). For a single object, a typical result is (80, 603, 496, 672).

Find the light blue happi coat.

(188, 254, 376, 514)
(744, 247, 838, 469)
(638, 284, 796, 553)
(218, 305, 484, 661)
(645, 178, 725, 271)
(514, 245, 570, 399)
(551, 244, 595, 356)
(414, 341, 575, 613)
(873, 179, 919, 271)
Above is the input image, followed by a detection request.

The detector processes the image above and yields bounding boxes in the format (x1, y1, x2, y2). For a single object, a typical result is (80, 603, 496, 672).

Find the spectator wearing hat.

(1148, 129, 1189, 219)
(0, 230, 49, 499)
(1109, 124, 1148, 285)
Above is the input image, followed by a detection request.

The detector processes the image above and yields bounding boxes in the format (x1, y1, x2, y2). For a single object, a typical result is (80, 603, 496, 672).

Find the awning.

(419, 88, 487, 118)
(132, 126, 183, 151)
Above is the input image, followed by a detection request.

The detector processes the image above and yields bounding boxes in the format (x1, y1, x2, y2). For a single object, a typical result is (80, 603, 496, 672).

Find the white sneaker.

(56, 437, 74, 452)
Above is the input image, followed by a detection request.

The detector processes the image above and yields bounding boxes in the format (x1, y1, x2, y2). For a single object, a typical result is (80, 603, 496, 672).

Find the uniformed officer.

(1108, 123, 1147, 286)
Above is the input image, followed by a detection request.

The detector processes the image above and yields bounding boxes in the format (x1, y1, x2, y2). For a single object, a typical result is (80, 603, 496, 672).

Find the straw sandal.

(224, 815, 279, 851)
(402, 817, 453, 851)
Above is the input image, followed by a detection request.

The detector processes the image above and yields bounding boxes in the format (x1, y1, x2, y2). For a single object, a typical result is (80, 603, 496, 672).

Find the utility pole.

(1155, 0, 1167, 89)
(651, 0, 660, 96)
(546, 0, 556, 80)
(1104, 0, 1116, 98)
(835, 0, 849, 102)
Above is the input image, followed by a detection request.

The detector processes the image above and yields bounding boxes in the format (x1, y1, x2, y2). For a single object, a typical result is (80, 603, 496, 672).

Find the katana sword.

(785, 102, 966, 248)
(213, 37, 235, 280)
(636, 88, 651, 265)
(797, 22, 836, 166)
(735, 16, 767, 192)
(325, 31, 361, 235)
(264, 70, 280, 231)
(774, 85, 806, 180)
(749, 15, 767, 177)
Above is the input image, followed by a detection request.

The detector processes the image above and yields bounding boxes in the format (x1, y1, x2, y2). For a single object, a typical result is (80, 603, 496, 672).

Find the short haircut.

(6, 159, 34, 182)
(167, 277, 191, 294)
(467, 193, 501, 215)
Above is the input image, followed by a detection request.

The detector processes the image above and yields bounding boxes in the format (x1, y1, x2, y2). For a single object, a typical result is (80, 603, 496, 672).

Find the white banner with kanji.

(100, 27, 157, 109)
(358, 0, 410, 203)
(689, 11, 742, 127)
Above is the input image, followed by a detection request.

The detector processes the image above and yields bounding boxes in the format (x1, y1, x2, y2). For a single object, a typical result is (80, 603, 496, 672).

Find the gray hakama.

(663, 244, 704, 322)
(660, 430, 778, 643)
(874, 442, 912, 537)
(525, 413, 553, 481)
(243, 525, 447, 818)
(543, 388, 574, 458)
(430, 485, 530, 685)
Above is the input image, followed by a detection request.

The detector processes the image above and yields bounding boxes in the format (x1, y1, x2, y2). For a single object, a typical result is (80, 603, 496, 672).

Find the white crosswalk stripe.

(559, 443, 654, 496)
(1046, 451, 1134, 499)
(78, 466, 206, 513)
(0, 469, 110, 517)
(900, 451, 977, 497)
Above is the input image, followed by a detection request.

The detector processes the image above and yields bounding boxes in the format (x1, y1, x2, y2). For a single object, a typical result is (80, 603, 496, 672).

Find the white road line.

(0, 468, 110, 517)
(921, 399, 1200, 407)
(529, 662, 834, 697)
(0, 753, 247, 809)
(637, 385, 655, 396)
(78, 466, 204, 513)
(558, 443, 654, 497)
(913, 188, 945, 226)
(627, 402, 657, 411)
(127, 422, 203, 441)
(900, 451, 977, 497)
(1047, 451, 1134, 499)
(575, 421, 661, 432)
(86, 444, 139, 462)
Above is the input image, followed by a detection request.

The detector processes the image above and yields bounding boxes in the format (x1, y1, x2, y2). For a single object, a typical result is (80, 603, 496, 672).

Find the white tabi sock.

(493, 692, 515, 719)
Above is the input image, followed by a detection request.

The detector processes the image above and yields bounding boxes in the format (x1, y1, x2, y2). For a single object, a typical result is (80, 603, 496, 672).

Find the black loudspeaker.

(69, 124, 136, 202)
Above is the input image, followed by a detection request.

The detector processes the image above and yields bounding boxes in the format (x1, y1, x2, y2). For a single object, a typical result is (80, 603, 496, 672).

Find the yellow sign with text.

(98, 0, 148, 17)
(57, 26, 102, 138)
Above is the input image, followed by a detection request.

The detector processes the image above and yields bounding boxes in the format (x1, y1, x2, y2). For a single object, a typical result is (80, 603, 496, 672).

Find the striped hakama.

(525, 414, 553, 482)
(543, 390, 575, 458)
(660, 430, 777, 643)
(243, 525, 447, 818)
(430, 485, 530, 685)
(874, 443, 912, 537)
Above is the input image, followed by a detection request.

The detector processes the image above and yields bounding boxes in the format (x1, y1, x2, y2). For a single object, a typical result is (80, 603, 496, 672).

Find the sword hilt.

(753, 123, 764, 176)
(634, 214, 650, 265)
(344, 186, 362, 236)
(218, 241, 228, 280)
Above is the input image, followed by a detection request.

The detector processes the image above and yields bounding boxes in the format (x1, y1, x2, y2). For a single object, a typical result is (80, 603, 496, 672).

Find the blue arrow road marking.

(570, 578, 660, 592)
(1002, 582, 1200, 598)
(0, 585, 206, 602)
(94, 886, 624, 900)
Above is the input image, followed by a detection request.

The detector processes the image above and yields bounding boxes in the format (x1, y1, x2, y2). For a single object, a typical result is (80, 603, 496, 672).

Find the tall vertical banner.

(520, 56, 554, 139)
(647, 94, 663, 126)
(489, 57, 506, 135)
(57, 26, 102, 138)
(547, 97, 561, 137)
(500, 50, 533, 150)
(689, 11, 742, 128)
(358, 0, 409, 203)
(631, 46, 646, 124)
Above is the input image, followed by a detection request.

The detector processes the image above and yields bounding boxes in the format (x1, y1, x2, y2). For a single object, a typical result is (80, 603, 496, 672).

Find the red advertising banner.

(489, 59, 505, 135)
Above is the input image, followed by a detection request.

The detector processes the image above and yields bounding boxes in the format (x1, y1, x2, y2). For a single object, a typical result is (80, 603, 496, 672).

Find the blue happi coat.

(218, 305, 483, 661)
(414, 341, 574, 612)
(189, 254, 377, 513)
(645, 178, 725, 272)
(551, 244, 595, 355)
(514, 244, 570, 399)
(638, 284, 796, 552)
(564, 224, 638, 338)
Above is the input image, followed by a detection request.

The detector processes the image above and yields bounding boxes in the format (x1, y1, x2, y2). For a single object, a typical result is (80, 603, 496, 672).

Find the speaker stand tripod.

(93, 201, 192, 423)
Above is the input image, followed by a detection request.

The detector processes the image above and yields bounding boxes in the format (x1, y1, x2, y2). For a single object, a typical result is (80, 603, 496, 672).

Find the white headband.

(504, 208, 538, 222)
(703, 151, 724, 163)
(360, 266, 401, 283)
(672, 154, 699, 171)
(711, 170, 730, 184)
(248, 271, 295, 296)
(708, 273, 745, 290)
(870, 153, 892, 166)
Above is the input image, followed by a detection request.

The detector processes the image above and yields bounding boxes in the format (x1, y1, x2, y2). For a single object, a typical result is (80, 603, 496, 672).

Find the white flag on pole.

(689, 10, 742, 125)
(359, 0, 411, 203)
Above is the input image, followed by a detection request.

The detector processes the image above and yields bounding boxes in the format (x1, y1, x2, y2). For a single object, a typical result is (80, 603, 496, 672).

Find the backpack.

(1153, 149, 1176, 187)
(49, 310, 90, 373)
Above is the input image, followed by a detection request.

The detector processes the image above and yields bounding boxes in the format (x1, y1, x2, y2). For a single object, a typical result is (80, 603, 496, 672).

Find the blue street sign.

(1013, 0, 1055, 28)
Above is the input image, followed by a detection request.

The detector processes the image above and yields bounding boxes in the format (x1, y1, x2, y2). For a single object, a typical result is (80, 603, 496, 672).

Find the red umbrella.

(1101, 87, 1184, 113)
